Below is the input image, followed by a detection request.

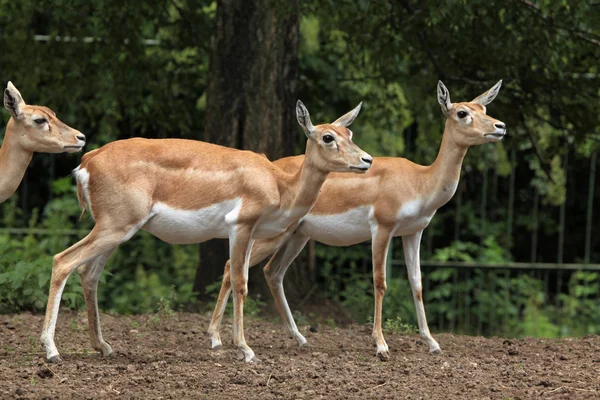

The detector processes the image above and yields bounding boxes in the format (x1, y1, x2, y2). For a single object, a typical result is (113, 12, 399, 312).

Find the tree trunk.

(193, 0, 300, 301)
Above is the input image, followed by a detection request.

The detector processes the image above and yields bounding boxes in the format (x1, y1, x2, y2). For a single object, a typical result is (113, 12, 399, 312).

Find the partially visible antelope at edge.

(40, 100, 373, 363)
(208, 80, 506, 359)
(1, 82, 86, 204)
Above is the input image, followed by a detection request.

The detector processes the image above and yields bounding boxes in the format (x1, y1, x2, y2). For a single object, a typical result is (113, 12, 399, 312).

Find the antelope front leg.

(228, 224, 257, 362)
(77, 249, 116, 357)
(371, 226, 393, 360)
(207, 260, 232, 349)
(207, 233, 289, 349)
(402, 231, 441, 353)
(263, 233, 310, 347)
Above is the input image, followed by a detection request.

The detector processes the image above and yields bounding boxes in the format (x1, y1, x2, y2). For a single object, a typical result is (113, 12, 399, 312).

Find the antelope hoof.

(237, 349, 258, 363)
(296, 336, 308, 348)
(47, 354, 62, 364)
(210, 337, 223, 350)
(92, 341, 114, 357)
(428, 340, 442, 354)
(377, 350, 391, 361)
(99, 343, 114, 357)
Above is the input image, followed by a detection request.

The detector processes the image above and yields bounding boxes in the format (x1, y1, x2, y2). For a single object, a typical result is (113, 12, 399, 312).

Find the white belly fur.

(299, 207, 373, 246)
(299, 201, 435, 246)
(142, 199, 242, 244)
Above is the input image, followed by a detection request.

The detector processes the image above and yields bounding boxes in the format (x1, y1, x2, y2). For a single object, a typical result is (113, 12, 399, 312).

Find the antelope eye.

(323, 134, 334, 144)
(457, 111, 468, 119)
(34, 118, 47, 124)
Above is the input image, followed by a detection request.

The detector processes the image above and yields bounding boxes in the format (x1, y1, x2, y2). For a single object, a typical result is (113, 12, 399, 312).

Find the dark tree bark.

(193, 0, 300, 300)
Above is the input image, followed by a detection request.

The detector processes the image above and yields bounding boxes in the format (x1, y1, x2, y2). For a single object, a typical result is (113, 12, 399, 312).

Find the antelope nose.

(361, 156, 373, 165)
(77, 135, 86, 141)
(495, 122, 506, 130)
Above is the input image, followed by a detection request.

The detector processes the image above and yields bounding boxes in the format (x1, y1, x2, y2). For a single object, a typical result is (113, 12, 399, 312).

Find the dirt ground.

(0, 312, 599, 399)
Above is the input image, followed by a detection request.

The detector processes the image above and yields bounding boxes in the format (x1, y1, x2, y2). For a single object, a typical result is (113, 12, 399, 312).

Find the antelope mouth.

(349, 166, 369, 172)
(484, 132, 505, 140)
(64, 145, 84, 151)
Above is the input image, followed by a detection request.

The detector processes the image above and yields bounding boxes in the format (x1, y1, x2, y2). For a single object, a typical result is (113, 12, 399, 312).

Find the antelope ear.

(332, 102, 362, 128)
(4, 81, 26, 119)
(471, 80, 502, 106)
(296, 100, 316, 139)
(437, 81, 452, 116)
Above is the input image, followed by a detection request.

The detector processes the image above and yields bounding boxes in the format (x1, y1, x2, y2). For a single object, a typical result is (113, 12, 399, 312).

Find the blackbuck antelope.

(1, 82, 86, 203)
(40, 101, 373, 363)
(209, 80, 506, 359)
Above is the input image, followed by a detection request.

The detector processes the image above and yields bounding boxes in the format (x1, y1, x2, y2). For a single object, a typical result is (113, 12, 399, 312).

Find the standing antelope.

(208, 80, 506, 359)
(40, 100, 373, 363)
(1, 82, 86, 203)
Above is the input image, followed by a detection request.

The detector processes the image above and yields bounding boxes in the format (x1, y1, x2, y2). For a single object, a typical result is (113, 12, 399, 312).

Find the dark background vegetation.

(0, 0, 599, 338)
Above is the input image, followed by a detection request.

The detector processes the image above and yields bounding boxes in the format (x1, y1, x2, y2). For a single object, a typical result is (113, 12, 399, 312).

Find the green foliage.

(149, 295, 176, 328)
(384, 316, 418, 335)
(0, 199, 85, 312)
(0, 0, 598, 341)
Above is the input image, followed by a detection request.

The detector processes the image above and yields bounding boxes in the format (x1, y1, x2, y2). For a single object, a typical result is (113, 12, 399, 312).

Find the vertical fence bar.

(386, 238, 393, 281)
(465, 268, 471, 335)
(557, 146, 568, 264)
(450, 267, 458, 333)
(477, 270, 484, 335)
(307, 239, 316, 282)
(584, 152, 596, 264)
(489, 270, 495, 336)
(556, 145, 568, 306)
(531, 189, 539, 263)
(481, 153, 489, 245)
(543, 269, 549, 305)
(503, 268, 510, 336)
(22, 171, 29, 224)
(507, 149, 516, 240)
(426, 227, 433, 259)
(438, 270, 444, 331)
(454, 182, 462, 242)
(491, 161, 499, 221)
(49, 155, 56, 202)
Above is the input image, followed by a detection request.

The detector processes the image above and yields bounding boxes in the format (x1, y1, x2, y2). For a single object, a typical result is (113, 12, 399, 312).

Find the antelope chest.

(393, 199, 435, 236)
(253, 207, 310, 239)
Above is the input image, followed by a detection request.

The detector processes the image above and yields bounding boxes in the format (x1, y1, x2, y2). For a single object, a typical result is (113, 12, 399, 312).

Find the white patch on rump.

(142, 198, 242, 244)
(74, 166, 93, 217)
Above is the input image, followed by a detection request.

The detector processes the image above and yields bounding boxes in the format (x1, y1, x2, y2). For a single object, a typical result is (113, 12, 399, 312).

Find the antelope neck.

(0, 122, 33, 203)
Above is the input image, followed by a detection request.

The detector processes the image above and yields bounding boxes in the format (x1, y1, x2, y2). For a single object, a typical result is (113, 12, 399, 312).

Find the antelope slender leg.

(402, 231, 441, 353)
(228, 224, 257, 362)
(371, 225, 394, 359)
(77, 248, 117, 357)
(41, 222, 142, 362)
(207, 231, 292, 348)
(263, 233, 310, 347)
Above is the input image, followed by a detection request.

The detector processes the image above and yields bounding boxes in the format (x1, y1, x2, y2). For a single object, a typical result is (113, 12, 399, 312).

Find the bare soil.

(1, 312, 599, 399)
